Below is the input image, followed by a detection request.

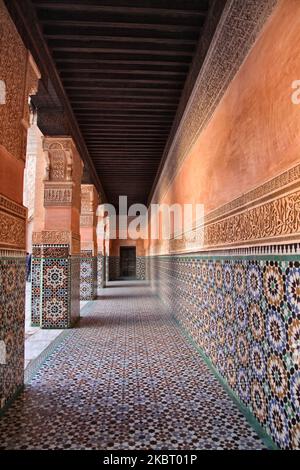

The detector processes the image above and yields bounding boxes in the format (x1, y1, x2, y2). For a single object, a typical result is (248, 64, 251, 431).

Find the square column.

(96, 215, 106, 291)
(80, 185, 99, 300)
(32, 136, 83, 328)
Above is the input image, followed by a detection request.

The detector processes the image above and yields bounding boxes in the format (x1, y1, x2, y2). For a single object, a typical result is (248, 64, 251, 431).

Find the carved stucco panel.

(0, 1, 40, 160)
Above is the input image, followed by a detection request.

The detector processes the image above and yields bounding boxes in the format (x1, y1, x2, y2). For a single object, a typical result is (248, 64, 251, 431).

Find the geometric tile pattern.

(150, 255, 300, 449)
(0, 282, 268, 449)
(97, 253, 104, 290)
(31, 252, 41, 326)
(0, 255, 26, 410)
(136, 257, 146, 280)
(70, 256, 80, 325)
(31, 245, 80, 328)
(80, 251, 97, 301)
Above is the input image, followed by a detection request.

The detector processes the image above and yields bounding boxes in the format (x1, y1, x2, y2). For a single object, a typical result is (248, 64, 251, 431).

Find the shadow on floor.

(104, 282, 150, 288)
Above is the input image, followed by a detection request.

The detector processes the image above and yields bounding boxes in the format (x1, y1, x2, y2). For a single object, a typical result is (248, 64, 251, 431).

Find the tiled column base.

(149, 252, 300, 450)
(97, 253, 104, 289)
(31, 245, 80, 329)
(0, 252, 26, 410)
(80, 251, 97, 300)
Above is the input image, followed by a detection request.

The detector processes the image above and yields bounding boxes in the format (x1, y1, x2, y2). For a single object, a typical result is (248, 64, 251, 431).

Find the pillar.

(96, 215, 105, 291)
(0, 0, 40, 409)
(23, 112, 45, 252)
(31, 136, 83, 328)
(79, 184, 99, 300)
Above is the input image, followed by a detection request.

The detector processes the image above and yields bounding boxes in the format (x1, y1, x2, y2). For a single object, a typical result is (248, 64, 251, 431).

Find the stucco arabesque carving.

(42, 137, 83, 207)
(168, 164, 300, 253)
(0, 194, 27, 249)
(0, 2, 40, 161)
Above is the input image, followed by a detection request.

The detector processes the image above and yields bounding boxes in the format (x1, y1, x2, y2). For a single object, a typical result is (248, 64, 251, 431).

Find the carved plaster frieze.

(80, 215, 94, 227)
(44, 182, 74, 207)
(168, 163, 300, 254)
(204, 190, 300, 248)
(0, 194, 27, 218)
(81, 184, 99, 215)
(0, 194, 26, 249)
(0, 2, 40, 160)
(32, 230, 72, 245)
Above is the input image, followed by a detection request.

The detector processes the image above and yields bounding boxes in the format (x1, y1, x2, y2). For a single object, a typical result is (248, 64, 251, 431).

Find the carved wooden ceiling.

(5, 0, 226, 207)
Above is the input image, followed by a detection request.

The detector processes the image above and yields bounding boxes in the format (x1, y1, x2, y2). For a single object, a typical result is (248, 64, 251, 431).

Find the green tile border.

(150, 254, 300, 262)
(173, 316, 279, 450)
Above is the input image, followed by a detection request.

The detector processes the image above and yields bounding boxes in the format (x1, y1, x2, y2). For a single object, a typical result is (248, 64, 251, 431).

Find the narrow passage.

(0, 282, 265, 450)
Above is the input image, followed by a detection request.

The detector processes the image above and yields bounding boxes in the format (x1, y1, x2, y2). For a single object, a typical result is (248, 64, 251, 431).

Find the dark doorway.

(120, 247, 136, 279)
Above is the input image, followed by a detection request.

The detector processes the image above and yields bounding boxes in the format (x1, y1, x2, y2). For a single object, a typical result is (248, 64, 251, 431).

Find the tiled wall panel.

(136, 257, 146, 280)
(150, 254, 300, 449)
(0, 255, 26, 409)
(80, 251, 97, 300)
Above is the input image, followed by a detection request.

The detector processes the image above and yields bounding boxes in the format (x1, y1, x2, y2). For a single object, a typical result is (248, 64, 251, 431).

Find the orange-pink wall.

(149, 0, 300, 250)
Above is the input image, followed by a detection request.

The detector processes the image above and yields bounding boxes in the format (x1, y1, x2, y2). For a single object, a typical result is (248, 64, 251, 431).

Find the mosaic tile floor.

(0, 281, 266, 450)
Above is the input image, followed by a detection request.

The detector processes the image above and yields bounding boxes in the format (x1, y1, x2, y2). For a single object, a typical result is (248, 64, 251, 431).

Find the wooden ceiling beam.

(48, 39, 195, 55)
(39, 19, 201, 34)
(51, 48, 193, 61)
(71, 100, 178, 108)
(62, 73, 184, 82)
(36, 8, 206, 27)
(61, 62, 189, 72)
(45, 33, 198, 47)
(33, 0, 207, 12)
(79, 128, 172, 133)
(44, 24, 199, 41)
(78, 123, 172, 128)
(66, 86, 182, 94)
(34, 2, 208, 20)
(61, 69, 187, 78)
(54, 57, 190, 67)
(73, 109, 174, 116)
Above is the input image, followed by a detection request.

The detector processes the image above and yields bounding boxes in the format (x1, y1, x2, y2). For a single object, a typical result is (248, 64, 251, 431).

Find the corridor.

(0, 282, 268, 450)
